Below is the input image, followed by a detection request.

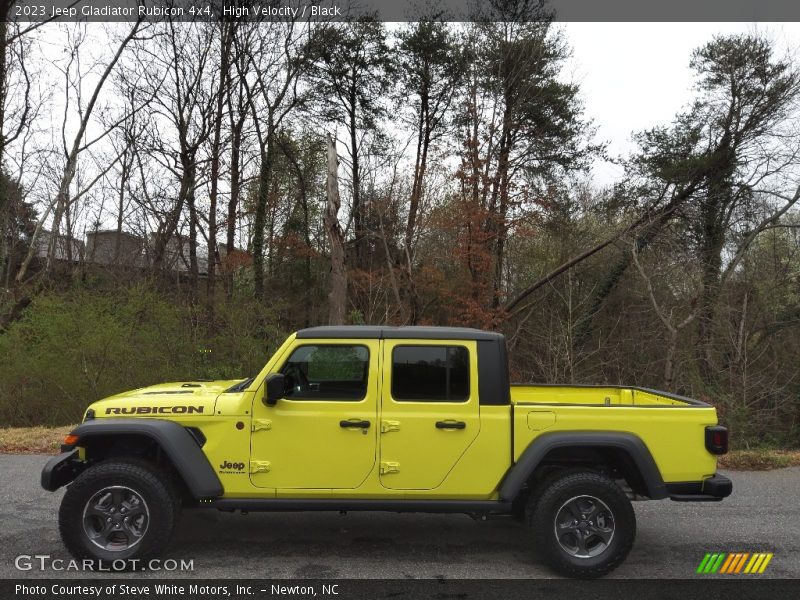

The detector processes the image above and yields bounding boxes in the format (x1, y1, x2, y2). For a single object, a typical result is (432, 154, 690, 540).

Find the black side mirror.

(264, 373, 285, 406)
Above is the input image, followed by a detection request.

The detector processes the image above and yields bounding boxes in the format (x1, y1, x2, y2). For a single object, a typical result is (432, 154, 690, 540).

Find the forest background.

(1, 2, 799, 450)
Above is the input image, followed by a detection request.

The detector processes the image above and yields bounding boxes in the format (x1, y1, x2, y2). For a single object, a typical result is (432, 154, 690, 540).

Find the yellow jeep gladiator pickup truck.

(42, 326, 731, 578)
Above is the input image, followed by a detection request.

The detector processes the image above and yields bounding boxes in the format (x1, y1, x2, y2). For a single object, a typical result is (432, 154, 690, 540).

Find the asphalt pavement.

(1, 454, 797, 579)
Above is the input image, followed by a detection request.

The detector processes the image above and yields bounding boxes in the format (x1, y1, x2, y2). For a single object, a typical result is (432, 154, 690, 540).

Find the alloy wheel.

(82, 486, 150, 552)
(553, 494, 615, 558)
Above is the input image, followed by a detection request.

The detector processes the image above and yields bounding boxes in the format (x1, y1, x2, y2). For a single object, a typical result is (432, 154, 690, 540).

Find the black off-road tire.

(522, 468, 571, 523)
(527, 471, 636, 579)
(58, 459, 179, 570)
(512, 469, 564, 521)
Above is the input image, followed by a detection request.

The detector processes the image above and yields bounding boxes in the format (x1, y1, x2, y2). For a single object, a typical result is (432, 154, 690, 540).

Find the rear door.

(379, 339, 480, 489)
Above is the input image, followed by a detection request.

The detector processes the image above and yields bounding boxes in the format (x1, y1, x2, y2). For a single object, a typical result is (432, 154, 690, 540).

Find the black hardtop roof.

(295, 325, 505, 342)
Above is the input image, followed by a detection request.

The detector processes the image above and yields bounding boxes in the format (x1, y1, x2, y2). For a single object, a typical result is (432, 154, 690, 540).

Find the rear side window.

(392, 345, 470, 402)
(280, 345, 369, 400)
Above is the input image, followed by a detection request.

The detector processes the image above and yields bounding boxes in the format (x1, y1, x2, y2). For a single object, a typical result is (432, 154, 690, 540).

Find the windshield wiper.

(226, 377, 254, 393)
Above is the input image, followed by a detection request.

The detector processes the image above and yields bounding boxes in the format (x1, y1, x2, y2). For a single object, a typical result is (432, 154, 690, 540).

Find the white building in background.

(34, 230, 84, 262)
(85, 230, 147, 268)
(37, 229, 228, 277)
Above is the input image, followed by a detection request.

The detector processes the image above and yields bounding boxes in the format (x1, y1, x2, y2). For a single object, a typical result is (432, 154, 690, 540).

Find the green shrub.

(0, 285, 285, 426)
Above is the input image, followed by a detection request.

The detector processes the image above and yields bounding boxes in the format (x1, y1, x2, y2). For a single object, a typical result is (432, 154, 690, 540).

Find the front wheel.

(528, 471, 635, 578)
(58, 459, 179, 569)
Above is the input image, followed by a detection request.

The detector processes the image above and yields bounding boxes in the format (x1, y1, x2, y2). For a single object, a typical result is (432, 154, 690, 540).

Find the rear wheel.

(528, 471, 635, 578)
(59, 459, 179, 569)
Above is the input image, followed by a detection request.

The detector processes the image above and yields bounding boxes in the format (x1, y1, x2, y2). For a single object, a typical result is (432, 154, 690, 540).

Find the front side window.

(280, 345, 369, 400)
(392, 345, 470, 402)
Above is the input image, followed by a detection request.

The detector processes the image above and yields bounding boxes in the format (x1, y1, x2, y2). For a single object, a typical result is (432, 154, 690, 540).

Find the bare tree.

(16, 20, 142, 283)
(395, 20, 463, 322)
(457, 17, 598, 315)
(130, 20, 215, 300)
(631, 238, 700, 389)
(236, 19, 308, 300)
(307, 19, 394, 272)
(0, 16, 34, 286)
(206, 19, 236, 320)
(222, 26, 253, 301)
(687, 36, 800, 374)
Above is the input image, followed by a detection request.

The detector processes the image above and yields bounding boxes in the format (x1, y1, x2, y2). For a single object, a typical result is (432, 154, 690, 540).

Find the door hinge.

(380, 461, 400, 475)
(380, 420, 400, 433)
(249, 460, 271, 474)
(251, 419, 272, 432)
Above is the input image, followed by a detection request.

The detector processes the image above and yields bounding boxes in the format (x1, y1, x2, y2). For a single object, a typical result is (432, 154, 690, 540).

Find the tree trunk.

(695, 173, 730, 380)
(0, 15, 7, 168)
(252, 118, 275, 300)
(0, 17, 8, 283)
(348, 88, 363, 271)
(280, 136, 313, 326)
(696, 222, 725, 379)
(0, 199, 7, 286)
(664, 329, 678, 390)
(488, 100, 515, 309)
(225, 111, 244, 302)
(504, 177, 702, 315)
(401, 91, 431, 324)
(325, 135, 347, 325)
(113, 148, 130, 265)
(187, 188, 199, 302)
(0, 201, 6, 285)
(150, 196, 185, 272)
(207, 22, 233, 321)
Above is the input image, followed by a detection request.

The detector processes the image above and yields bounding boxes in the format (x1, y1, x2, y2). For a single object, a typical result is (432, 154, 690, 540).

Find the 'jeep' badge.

(219, 461, 245, 473)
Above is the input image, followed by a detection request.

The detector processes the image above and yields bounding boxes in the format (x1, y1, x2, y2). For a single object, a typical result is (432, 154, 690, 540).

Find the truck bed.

(509, 384, 719, 483)
(510, 384, 707, 407)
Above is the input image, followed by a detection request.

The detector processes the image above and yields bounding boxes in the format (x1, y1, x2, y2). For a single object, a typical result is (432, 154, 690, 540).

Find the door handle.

(340, 419, 371, 429)
(435, 420, 466, 430)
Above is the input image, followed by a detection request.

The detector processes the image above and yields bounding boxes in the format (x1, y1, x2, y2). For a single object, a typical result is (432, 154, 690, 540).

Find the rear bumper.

(667, 473, 733, 502)
(41, 449, 83, 492)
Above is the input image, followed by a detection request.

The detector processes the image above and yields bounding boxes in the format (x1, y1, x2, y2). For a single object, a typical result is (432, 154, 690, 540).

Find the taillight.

(705, 425, 729, 455)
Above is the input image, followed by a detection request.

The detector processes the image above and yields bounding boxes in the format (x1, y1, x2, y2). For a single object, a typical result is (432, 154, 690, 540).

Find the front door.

(379, 340, 480, 490)
(250, 339, 379, 490)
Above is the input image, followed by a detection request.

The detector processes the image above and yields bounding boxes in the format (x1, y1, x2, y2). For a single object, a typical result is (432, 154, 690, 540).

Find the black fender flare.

(41, 418, 223, 498)
(499, 431, 668, 501)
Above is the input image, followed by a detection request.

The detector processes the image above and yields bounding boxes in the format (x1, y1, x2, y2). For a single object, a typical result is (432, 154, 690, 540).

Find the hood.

(87, 379, 246, 419)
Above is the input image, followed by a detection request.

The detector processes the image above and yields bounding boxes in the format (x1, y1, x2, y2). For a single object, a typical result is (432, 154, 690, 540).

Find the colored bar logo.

(696, 552, 773, 574)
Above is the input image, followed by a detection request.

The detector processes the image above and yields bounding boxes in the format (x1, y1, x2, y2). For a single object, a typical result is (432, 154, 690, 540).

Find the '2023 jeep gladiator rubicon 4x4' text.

(42, 326, 731, 578)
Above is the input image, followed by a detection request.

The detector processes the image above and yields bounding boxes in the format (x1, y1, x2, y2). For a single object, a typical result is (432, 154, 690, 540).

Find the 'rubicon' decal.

(105, 406, 204, 415)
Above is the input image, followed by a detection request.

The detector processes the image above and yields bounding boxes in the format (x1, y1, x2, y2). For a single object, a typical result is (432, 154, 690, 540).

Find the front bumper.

(40, 449, 84, 492)
(667, 473, 733, 502)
